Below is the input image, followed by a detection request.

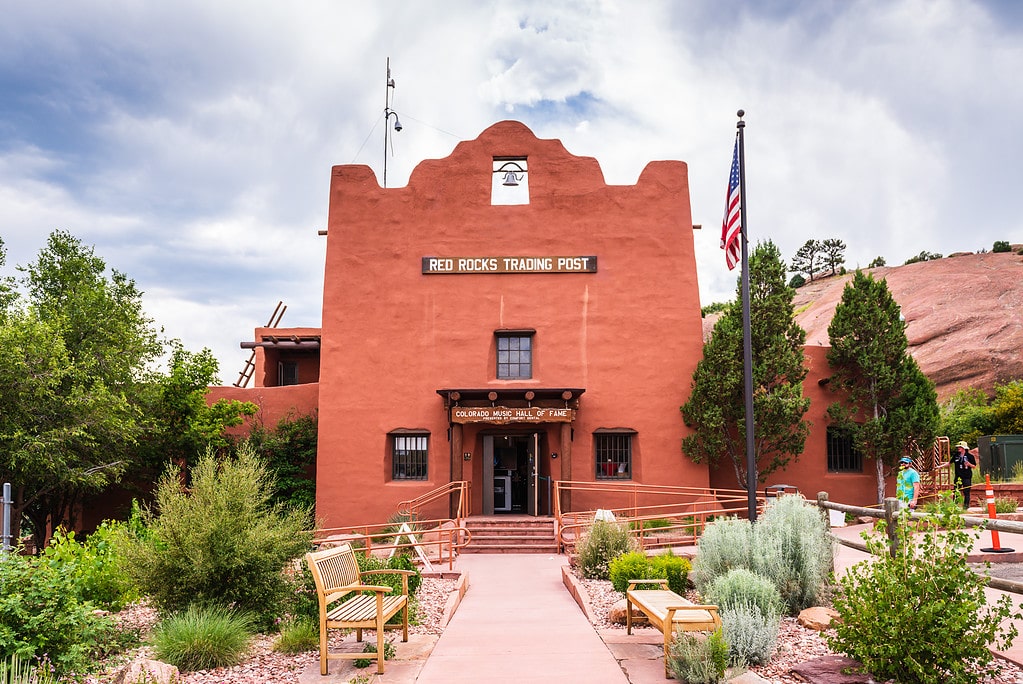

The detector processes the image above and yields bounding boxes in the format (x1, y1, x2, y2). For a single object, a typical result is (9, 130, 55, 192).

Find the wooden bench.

(305, 542, 415, 675)
(626, 579, 722, 678)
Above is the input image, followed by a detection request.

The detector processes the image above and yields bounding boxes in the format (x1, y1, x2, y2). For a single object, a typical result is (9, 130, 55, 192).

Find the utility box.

(977, 435, 1023, 480)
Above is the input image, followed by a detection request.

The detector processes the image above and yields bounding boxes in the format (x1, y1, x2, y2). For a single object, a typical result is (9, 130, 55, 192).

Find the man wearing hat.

(952, 440, 978, 508)
(897, 457, 920, 510)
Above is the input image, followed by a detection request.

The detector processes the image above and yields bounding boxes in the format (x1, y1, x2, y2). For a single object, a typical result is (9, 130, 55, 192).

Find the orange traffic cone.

(980, 474, 1014, 553)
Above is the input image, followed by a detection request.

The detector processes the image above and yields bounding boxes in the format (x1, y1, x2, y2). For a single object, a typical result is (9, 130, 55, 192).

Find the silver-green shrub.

(667, 629, 730, 683)
(690, 517, 754, 595)
(692, 495, 833, 615)
(703, 568, 783, 618)
(756, 494, 833, 613)
(720, 601, 780, 665)
(576, 520, 637, 580)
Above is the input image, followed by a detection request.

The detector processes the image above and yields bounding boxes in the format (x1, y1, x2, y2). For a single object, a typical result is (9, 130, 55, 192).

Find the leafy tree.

(0, 231, 164, 547)
(246, 412, 318, 510)
(868, 255, 886, 268)
(682, 241, 811, 490)
(991, 380, 1023, 435)
(939, 387, 996, 446)
(132, 343, 257, 486)
(820, 238, 847, 276)
(992, 240, 1011, 253)
(789, 239, 822, 282)
(826, 271, 940, 503)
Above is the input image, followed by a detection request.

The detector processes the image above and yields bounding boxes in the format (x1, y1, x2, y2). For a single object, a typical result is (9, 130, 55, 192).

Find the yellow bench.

(305, 542, 415, 675)
(626, 579, 722, 679)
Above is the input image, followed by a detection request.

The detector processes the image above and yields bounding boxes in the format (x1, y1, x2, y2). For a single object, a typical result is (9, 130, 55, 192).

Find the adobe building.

(207, 120, 885, 530)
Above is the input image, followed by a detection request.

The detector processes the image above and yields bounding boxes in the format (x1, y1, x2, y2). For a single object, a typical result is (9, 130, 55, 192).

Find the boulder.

(790, 655, 876, 683)
(608, 597, 630, 625)
(798, 605, 840, 631)
(111, 658, 180, 684)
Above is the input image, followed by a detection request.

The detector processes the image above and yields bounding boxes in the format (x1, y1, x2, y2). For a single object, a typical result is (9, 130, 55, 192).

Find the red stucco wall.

(315, 121, 708, 528)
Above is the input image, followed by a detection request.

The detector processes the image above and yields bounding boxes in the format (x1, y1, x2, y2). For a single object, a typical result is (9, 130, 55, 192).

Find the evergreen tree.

(820, 238, 847, 276)
(826, 271, 939, 503)
(682, 241, 811, 490)
(790, 239, 823, 282)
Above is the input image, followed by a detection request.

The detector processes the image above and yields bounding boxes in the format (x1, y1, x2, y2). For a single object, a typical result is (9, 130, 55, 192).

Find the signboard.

(422, 256, 597, 275)
(450, 405, 575, 424)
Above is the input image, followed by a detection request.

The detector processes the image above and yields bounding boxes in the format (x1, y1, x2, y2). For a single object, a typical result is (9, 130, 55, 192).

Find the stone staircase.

(461, 516, 559, 554)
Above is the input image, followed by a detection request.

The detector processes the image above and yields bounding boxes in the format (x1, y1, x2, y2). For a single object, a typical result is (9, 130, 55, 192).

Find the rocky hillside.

(704, 250, 1023, 402)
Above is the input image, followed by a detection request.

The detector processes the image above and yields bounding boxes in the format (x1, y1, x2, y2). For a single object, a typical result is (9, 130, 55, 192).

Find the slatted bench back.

(309, 542, 361, 597)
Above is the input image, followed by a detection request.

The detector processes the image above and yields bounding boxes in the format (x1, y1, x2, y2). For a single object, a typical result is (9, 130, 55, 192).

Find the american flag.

(720, 139, 742, 270)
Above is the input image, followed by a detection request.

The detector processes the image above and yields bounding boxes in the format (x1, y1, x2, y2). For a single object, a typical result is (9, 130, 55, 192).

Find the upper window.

(496, 332, 533, 380)
(392, 433, 428, 481)
(595, 430, 634, 480)
(827, 426, 863, 473)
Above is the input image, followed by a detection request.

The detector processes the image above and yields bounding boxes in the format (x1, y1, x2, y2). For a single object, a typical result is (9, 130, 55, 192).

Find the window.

(492, 157, 529, 205)
(595, 430, 633, 480)
(278, 361, 299, 386)
(827, 426, 862, 472)
(392, 434, 428, 480)
(496, 332, 533, 379)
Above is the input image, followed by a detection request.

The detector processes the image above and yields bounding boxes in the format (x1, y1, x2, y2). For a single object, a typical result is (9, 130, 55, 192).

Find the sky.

(1, 0, 1021, 383)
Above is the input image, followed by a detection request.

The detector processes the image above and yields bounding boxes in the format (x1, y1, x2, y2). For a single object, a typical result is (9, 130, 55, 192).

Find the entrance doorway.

(482, 433, 550, 516)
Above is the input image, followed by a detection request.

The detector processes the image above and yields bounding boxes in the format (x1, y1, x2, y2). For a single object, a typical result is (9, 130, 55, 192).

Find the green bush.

(0, 552, 127, 676)
(272, 617, 319, 654)
(576, 520, 637, 580)
(667, 628, 730, 683)
(353, 640, 396, 668)
(994, 497, 1017, 514)
(648, 551, 691, 595)
(41, 522, 138, 611)
(693, 497, 832, 615)
(608, 551, 651, 593)
(993, 240, 1011, 253)
(703, 568, 783, 619)
(720, 601, 780, 665)
(150, 605, 254, 672)
(122, 445, 313, 629)
(828, 508, 1020, 684)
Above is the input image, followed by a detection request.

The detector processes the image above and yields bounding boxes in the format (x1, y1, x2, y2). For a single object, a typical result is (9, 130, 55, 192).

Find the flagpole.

(736, 109, 757, 522)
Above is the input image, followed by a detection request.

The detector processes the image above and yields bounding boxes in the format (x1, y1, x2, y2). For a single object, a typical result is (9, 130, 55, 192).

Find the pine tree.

(820, 238, 847, 276)
(790, 239, 823, 282)
(826, 271, 939, 503)
(682, 241, 811, 490)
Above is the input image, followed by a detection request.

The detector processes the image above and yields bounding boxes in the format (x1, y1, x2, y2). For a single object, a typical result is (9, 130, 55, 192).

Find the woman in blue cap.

(896, 457, 920, 510)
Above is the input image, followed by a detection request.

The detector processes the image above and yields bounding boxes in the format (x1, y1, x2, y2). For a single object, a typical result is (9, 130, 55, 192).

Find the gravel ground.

(85, 576, 458, 684)
(89, 570, 1023, 683)
(577, 573, 1023, 684)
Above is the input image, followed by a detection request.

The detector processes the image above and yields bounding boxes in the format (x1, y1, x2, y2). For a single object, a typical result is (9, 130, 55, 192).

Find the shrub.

(788, 274, 806, 288)
(357, 552, 423, 597)
(692, 496, 832, 615)
(353, 640, 396, 668)
(994, 497, 1017, 514)
(754, 495, 832, 613)
(828, 508, 1020, 684)
(993, 240, 1011, 253)
(667, 628, 730, 683)
(720, 601, 780, 665)
(703, 568, 783, 619)
(122, 445, 313, 629)
(608, 551, 651, 593)
(576, 520, 636, 580)
(0, 551, 124, 676)
(272, 617, 319, 654)
(150, 605, 254, 672)
(648, 551, 691, 595)
(41, 522, 138, 611)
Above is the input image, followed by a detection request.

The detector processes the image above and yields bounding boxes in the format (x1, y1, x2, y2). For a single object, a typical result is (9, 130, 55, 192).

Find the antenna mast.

(383, 57, 401, 188)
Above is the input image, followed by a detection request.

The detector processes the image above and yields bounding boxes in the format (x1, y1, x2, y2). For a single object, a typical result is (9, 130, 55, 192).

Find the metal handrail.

(311, 517, 472, 571)
(397, 480, 472, 521)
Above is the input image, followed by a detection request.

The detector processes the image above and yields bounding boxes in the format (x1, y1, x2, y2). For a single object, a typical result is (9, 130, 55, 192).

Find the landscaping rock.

(789, 655, 877, 683)
(798, 605, 840, 631)
(608, 597, 629, 625)
(112, 658, 180, 684)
